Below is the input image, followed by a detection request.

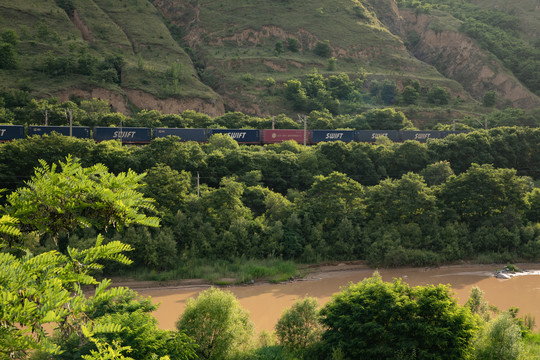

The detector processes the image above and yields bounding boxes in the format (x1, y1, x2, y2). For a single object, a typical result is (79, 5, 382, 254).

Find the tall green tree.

(319, 273, 477, 359)
(176, 288, 254, 360)
(5, 156, 159, 246)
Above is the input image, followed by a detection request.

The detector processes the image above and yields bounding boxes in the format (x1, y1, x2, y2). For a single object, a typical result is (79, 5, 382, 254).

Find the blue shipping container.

(93, 127, 152, 143)
(312, 130, 356, 143)
(356, 130, 400, 142)
(28, 126, 91, 139)
(208, 129, 260, 144)
(154, 128, 207, 142)
(0, 125, 24, 141)
(400, 131, 441, 142)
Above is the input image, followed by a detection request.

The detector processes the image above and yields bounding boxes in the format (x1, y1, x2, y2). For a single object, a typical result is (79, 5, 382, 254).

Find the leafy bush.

(314, 41, 331, 58)
(473, 313, 524, 360)
(176, 288, 254, 359)
(275, 297, 322, 353)
(286, 38, 300, 52)
(319, 273, 477, 359)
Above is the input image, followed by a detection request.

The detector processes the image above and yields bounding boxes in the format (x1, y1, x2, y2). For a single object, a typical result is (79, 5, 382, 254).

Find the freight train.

(0, 125, 465, 145)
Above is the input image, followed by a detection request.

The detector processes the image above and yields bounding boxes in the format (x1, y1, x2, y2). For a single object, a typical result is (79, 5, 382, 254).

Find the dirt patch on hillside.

(57, 88, 129, 113)
(125, 89, 225, 117)
(57, 87, 225, 117)
(71, 10, 92, 41)
(401, 10, 540, 109)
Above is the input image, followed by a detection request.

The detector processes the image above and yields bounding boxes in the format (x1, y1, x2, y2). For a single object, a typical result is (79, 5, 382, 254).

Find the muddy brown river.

(133, 264, 540, 333)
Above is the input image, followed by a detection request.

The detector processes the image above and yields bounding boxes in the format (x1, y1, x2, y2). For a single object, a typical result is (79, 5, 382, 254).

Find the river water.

(136, 263, 540, 333)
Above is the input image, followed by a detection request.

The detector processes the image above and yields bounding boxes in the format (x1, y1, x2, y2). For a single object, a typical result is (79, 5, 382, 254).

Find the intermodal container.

(400, 131, 441, 142)
(262, 129, 307, 144)
(0, 125, 24, 141)
(93, 127, 152, 144)
(208, 129, 260, 144)
(311, 130, 356, 143)
(356, 130, 400, 142)
(154, 128, 207, 142)
(28, 126, 91, 139)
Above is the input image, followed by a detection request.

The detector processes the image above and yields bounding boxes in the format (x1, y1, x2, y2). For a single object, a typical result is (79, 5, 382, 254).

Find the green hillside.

(158, 0, 472, 114)
(0, 0, 220, 113)
(0, 0, 538, 122)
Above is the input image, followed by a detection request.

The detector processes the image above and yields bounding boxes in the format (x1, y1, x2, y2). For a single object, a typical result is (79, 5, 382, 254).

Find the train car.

(399, 130, 441, 142)
(93, 127, 152, 144)
(0, 125, 25, 142)
(355, 130, 400, 142)
(28, 125, 91, 139)
(262, 129, 308, 144)
(311, 130, 356, 144)
(208, 128, 260, 144)
(154, 128, 207, 142)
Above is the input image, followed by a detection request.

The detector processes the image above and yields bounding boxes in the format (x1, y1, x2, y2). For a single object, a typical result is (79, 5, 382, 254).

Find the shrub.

(287, 38, 300, 52)
(319, 273, 477, 359)
(275, 297, 323, 353)
(176, 288, 254, 359)
(473, 313, 524, 360)
(314, 41, 331, 58)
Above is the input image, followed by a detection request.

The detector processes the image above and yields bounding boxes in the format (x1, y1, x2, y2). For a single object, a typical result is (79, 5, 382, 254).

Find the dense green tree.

(363, 108, 410, 130)
(401, 85, 420, 105)
(420, 160, 455, 186)
(319, 273, 477, 360)
(176, 288, 254, 360)
(275, 297, 322, 354)
(5, 156, 159, 246)
(427, 86, 450, 105)
(0, 29, 19, 47)
(302, 171, 364, 228)
(365, 172, 436, 224)
(483, 90, 497, 107)
(0, 42, 17, 69)
(313, 41, 331, 57)
(438, 163, 531, 227)
(143, 164, 191, 214)
(287, 37, 300, 52)
(473, 313, 524, 360)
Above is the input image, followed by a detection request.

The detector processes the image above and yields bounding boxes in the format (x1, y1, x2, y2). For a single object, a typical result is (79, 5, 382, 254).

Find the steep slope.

(0, 0, 223, 115)
(400, 10, 540, 109)
(154, 0, 473, 116)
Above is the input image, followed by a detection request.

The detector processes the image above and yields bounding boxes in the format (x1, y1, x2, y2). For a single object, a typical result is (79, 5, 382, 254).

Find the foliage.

(0, 236, 132, 358)
(0, 42, 18, 69)
(319, 272, 477, 360)
(426, 86, 450, 105)
(176, 287, 254, 359)
(483, 91, 497, 107)
(473, 313, 525, 360)
(287, 38, 300, 52)
(313, 41, 331, 58)
(5, 156, 160, 245)
(275, 297, 323, 354)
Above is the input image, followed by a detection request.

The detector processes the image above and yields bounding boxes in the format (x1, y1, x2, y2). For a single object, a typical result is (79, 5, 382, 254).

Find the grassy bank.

(118, 258, 299, 285)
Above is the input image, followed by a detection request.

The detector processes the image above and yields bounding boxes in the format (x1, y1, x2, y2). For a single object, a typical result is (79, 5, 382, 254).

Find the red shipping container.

(263, 129, 309, 144)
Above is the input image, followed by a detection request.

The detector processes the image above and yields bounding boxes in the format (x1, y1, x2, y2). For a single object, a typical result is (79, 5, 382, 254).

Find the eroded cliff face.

(400, 10, 540, 109)
(57, 88, 225, 117)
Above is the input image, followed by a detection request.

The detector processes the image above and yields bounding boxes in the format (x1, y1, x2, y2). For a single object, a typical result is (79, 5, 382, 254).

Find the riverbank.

(108, 260, 536, 291)
(107, 262, 540, 333)
(107, 260, 371, 290)
(125, 262, 540, 332)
